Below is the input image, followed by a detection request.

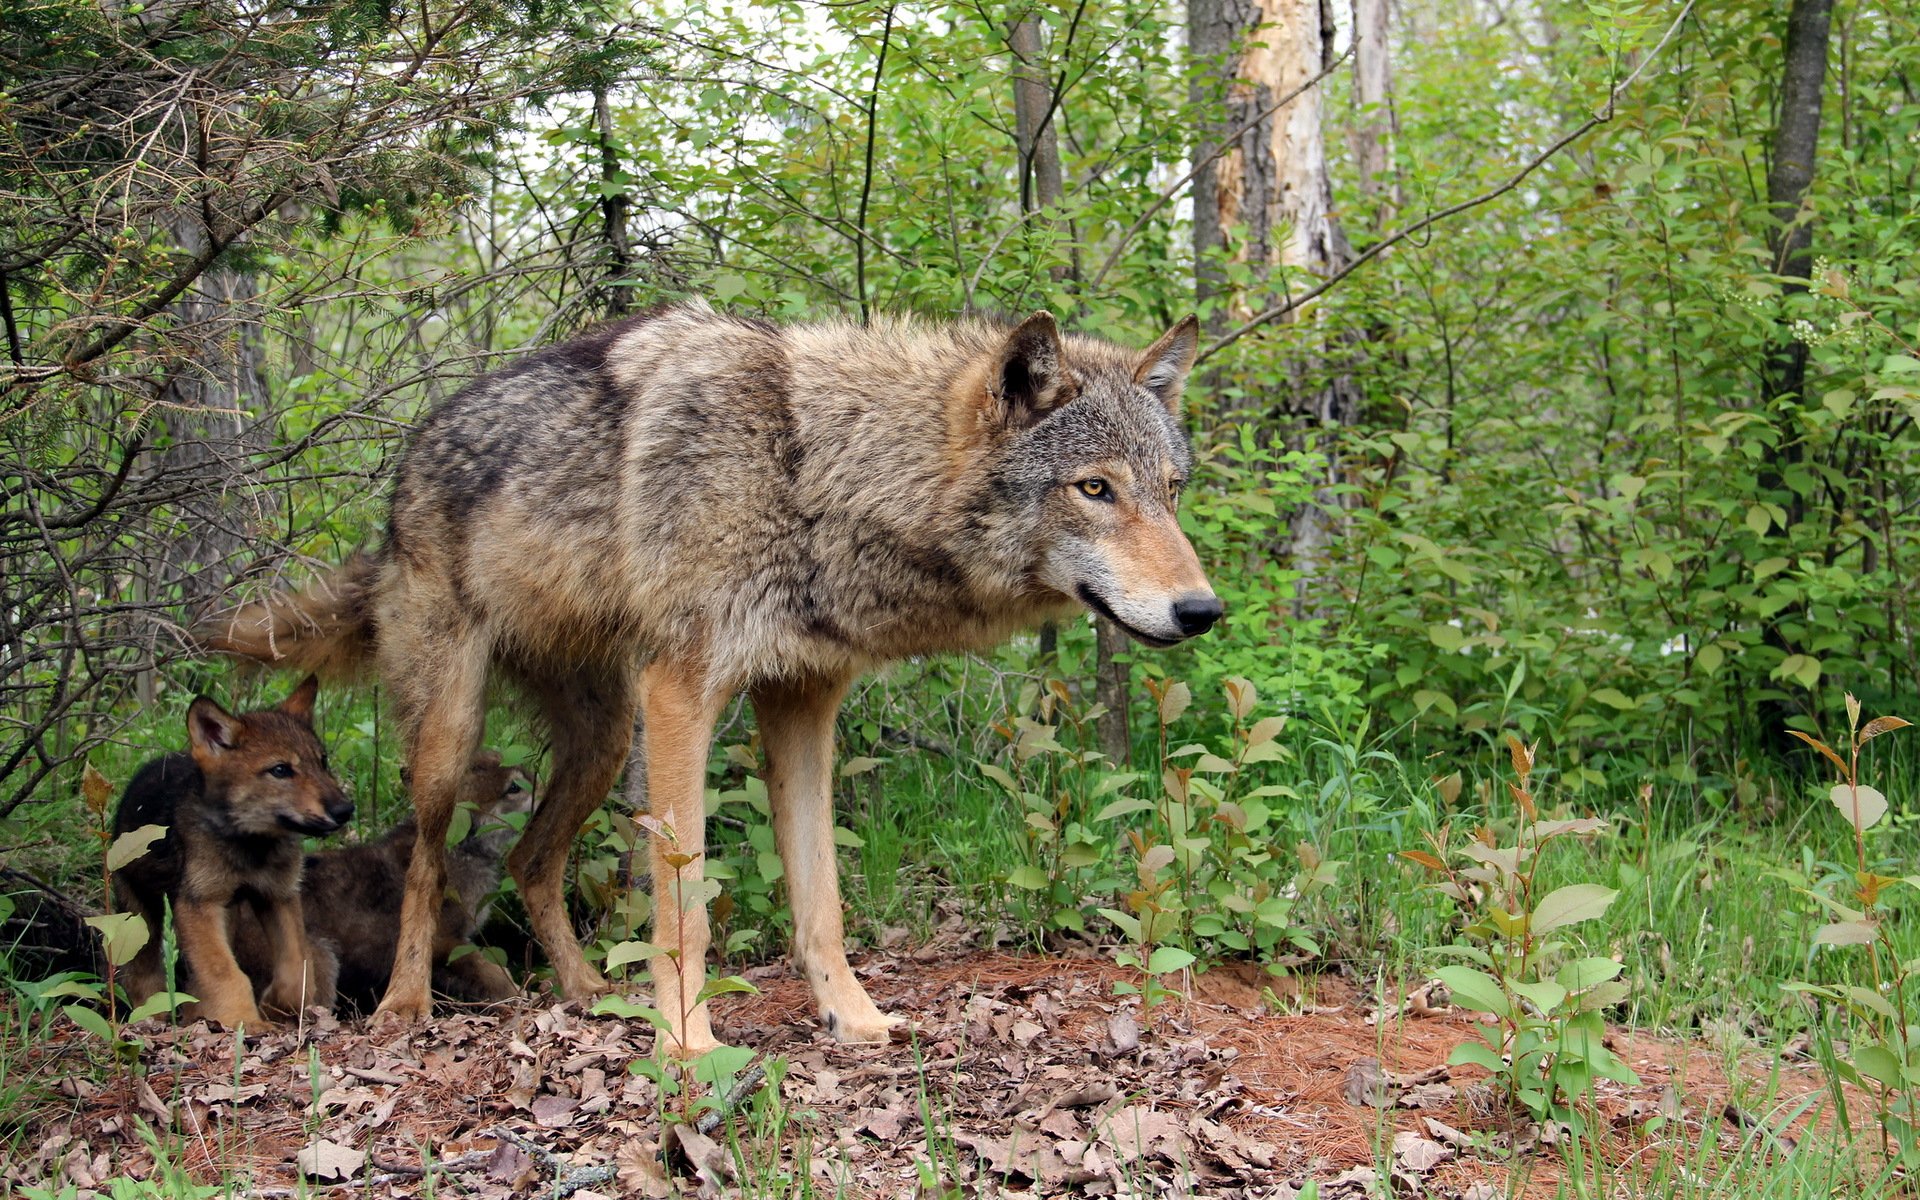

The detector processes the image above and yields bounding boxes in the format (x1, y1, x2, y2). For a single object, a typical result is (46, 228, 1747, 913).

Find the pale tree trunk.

(1756, 0, 1833, 754)
(1191, 0, 1358, 613)
(1011, 7, 1128, 764)
(1349, 0, 1399, 233)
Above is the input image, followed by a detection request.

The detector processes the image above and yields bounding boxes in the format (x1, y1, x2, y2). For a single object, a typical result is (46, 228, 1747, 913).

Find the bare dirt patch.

(8, 949, 1836, 1198)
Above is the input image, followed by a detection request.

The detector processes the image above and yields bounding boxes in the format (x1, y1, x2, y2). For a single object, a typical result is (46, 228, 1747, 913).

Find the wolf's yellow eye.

(1076, 478, 1110, 500)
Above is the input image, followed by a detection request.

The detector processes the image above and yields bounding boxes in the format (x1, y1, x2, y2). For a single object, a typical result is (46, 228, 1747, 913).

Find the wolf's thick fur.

(206, 302, 1219, 1049)
(233, 751, 533, 1013)
(111, 677, 353, 1028)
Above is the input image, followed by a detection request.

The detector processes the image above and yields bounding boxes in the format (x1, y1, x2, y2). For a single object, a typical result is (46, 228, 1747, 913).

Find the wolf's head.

(186, 675, 355, 837)
(980, 312, 1221, 647)
(458, 749, 536, 851)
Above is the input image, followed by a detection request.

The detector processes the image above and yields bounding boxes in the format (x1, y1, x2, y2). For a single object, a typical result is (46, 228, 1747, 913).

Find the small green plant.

(1775, 693, 1918, 1165)
(1403, 736, 1636, 1131)
(593, 814, 757, 1129)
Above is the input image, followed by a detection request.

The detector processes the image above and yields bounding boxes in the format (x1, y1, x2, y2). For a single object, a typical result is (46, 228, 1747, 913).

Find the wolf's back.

(200, 550, 382, 679)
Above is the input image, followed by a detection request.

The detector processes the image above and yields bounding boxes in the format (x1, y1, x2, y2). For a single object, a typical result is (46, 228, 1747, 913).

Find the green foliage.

(1773, 694, 1920, 1167)
(1403, 737, 1637, 1131)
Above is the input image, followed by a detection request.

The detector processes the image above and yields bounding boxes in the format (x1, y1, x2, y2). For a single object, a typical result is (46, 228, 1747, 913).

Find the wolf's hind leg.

(508, 659, 638, 1006)
(375, 627, 489, 1025)
(754, 673, 902, 1044)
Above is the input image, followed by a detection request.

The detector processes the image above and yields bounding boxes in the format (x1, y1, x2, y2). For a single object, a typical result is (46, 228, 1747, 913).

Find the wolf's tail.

(199, 550, 383, 680)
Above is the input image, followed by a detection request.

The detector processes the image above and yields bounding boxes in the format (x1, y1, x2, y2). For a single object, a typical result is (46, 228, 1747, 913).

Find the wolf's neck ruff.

(203, 301, 1220, 1050)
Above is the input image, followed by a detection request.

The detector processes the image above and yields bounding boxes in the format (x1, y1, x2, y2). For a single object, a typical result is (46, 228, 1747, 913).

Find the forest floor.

(9, 941, 1840, 1200)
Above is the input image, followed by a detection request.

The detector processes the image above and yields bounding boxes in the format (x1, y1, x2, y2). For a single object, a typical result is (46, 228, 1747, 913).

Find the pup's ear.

(989, 311, 1073, 429)
(471, 748, 503, 771)
(187, 697, 245, 756)
(278, 674, 319, 723)
(1133, 314, 1200, 417)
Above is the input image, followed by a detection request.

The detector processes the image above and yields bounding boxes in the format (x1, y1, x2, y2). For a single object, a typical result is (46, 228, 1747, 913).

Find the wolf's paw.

(371, 993, 433, 1028)
(192, 996, 267, 1032)
(823, 1005, 905, 1045)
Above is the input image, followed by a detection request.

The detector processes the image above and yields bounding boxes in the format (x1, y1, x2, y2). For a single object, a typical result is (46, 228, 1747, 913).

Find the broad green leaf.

(1246, 716, 1287, 747)
(1145, 947, 1196, 975)
(605, 940, 664, 971)
(106, 824, 168, 872)
(1556, 957, 1624, 992)
(1530, 884, 1617, 934)
(1434, 965, 1510, 1017)
(1158, 682, 1192, 726)
(1855, 1044, 1904, 1089)
(838, 756, 882, 777)
(64, 1004, 115, 1040)
(1589, 688, 1635, 711)
(1831, 784, 1888, 833)
(1510, 979, 1567, 1014)
(978, 763, 1020, 794)
(1094, 796, 1154, 821)
(1814, 920, 1877, 946)
(1006, 865, 1050, 891)
(1447, 1040, 1505, 1073)
(85, 912, 149, 966)
(694, 976, 760, 1003)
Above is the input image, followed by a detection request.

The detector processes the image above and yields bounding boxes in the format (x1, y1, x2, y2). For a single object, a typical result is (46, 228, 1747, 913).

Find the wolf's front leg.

(754, 674, 902, 1044)
(175, 899, 265, 1030)
(641, 657, 729, 1059)
(259, 896, 335, 1016)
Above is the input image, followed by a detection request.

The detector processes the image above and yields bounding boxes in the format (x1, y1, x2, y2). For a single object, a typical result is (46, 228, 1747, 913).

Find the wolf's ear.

(1134, 314, 1200, 417)
(187, 697, 245, 756)
(278, 674, 319, 723)
(989, 311, 1073, 429)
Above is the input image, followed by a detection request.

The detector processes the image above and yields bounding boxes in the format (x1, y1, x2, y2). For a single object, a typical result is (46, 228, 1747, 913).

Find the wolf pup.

(237, 750, 534, 1013)
(112, 676, 352, 1028)
(206, 302, 1220, 1051)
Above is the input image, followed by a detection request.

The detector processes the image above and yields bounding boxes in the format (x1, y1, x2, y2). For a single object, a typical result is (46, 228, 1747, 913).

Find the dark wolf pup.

(207, 301, 1221, 1052)
(112, 676, 352, 1028)
(234, 750, 535, 1013)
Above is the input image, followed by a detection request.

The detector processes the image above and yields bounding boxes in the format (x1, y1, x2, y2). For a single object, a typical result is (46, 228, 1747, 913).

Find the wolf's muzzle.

(1172, 594, 1223, 637)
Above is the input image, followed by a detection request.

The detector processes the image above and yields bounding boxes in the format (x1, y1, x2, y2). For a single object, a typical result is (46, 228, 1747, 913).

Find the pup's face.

(987, 313, 1223, 646)
(186, 675, 353, 837)
(462, 749, 537, 829)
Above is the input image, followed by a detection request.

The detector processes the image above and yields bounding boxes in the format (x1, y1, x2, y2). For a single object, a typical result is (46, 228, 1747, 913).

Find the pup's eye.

(1075, 478, 1112, 500)
(264, 763, 296, 779)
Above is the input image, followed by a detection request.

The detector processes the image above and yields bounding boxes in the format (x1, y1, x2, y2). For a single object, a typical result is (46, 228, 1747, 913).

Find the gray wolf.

(111, 676, 352, 1028)
(205, 301, 1220, 1052)
(233, 750, 534, 1013)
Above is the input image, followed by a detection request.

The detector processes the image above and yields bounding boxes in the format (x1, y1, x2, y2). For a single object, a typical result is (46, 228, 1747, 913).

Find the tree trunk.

(595, 85, 633, 316)
(1349, 0, 1399, 232)
(1755, 0, 1833, 755)
(1191, 0, 1357, 613)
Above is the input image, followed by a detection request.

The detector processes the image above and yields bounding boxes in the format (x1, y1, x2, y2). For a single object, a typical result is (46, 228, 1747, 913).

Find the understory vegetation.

(4, 0, 1919, 1193)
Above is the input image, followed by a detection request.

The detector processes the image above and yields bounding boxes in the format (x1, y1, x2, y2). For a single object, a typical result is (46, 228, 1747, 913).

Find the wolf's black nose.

(1172, 595, 1223, 636)
(326, 798, 355, 826)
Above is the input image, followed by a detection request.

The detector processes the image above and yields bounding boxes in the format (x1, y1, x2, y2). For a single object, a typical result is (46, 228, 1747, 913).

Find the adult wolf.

(207, 301, 1221, 1052)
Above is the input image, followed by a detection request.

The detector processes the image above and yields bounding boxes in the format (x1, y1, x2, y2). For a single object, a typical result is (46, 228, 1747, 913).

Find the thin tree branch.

(855, 4, 897, 324)
(1197, 0, 1695, 365)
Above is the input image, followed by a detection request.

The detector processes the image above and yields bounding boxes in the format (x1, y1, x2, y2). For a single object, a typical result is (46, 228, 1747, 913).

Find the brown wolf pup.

(206, 302, 1220, 1052)
(112, 676, 352, 1028)
(234, 751, 535, 1013)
